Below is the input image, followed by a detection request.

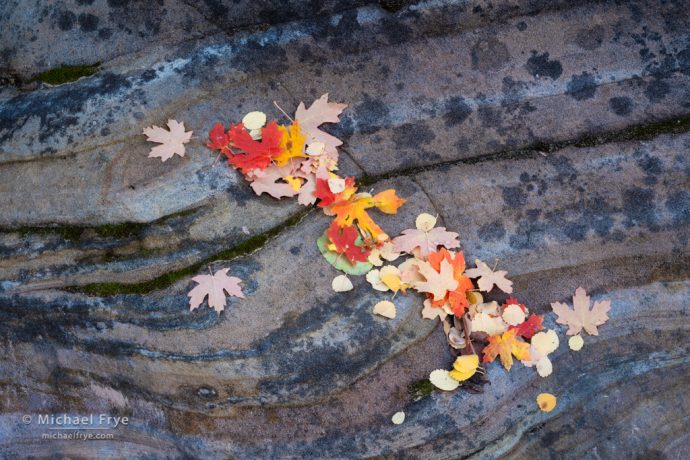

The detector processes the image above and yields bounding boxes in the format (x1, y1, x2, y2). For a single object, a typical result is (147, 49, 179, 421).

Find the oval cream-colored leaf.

(373, 300, 396, 319)
(429, 369, 460, 391)
(331, 274, 353, 292)
(391, 411, 405, 425)
(242, 111, 267, 130)
(328, 177, 346, 193)
(536, 356, 553, 377)
(415, 213, 437, 231)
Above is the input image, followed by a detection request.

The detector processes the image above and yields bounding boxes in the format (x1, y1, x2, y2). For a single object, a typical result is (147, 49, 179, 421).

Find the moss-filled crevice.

(0, 208, 199, 241)
(66, 208, 312, 296)
(35, 62, 101, 86)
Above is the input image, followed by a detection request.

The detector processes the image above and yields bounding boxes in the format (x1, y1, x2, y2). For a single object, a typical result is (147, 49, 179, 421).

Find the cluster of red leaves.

(206, 95, 405, 272)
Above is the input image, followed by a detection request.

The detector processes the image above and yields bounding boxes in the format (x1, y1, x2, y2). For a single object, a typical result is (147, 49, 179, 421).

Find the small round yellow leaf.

(373, 300, 396, 319)
(391, 411, 405, 425)
(415, 213, 437, 231)
(537, 393, 557, 412)
(568, 334, 584, 351)
(429, 369, 460, 391)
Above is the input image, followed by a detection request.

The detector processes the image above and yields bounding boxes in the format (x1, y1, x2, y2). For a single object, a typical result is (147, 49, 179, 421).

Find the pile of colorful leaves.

(144, 93, 612, 412)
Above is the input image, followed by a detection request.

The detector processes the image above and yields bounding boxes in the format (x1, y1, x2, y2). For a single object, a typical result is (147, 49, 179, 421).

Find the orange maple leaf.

(330, 189, 405, 242)
(482, 329, 530, 371)
(427, 248, 474, 316)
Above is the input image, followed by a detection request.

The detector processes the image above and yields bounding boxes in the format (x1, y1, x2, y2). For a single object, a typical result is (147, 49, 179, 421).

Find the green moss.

(35, 62, 101, 85)
(408, 378, 434, 401)
(70, 209, 311, 296)
(94, 222, 148, 239)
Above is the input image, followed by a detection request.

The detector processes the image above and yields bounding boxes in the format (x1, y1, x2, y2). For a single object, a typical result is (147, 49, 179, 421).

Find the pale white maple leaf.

(143, 119, 193, 162)
(551, 287, 611, 336)
(295, 93, 347, 161)
(464, 259, 513, 293)
(414, 258, 459, 301)
(392, 227, 460, 259)
(188, 268, 244, 313)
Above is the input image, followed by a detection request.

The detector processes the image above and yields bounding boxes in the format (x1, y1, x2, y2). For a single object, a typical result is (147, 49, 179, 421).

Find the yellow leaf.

(449, 354, 479, 381)
(274, 122, 307, 166)
(284, 175, 303, 191)
(537, 393, 557, 412)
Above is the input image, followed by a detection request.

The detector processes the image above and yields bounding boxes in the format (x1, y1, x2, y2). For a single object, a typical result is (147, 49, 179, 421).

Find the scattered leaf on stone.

(373, 300, 396, 319)
(569, 334, 584, 351)
(332, 274, 354, 292)
(537, 393, 557, 412)
(188, 268, 244, 313)
(391, 411, 405, 425)
(143, 119, 193, 161)
(465, 259, 513, 294)
(429, 369, 460, 391)
(551, 287, 611, 336)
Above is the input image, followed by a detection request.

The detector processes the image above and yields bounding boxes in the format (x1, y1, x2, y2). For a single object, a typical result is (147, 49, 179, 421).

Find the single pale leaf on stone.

(143, 119, 193, 161)
(332, 274, 353, 292)
(465, 259, 513, 293)
(188, 268, 244, 313)
(391, 411, 405, 425)
(373, 300, 396, 319)
(551, 287, 611, 336)
(429, 369, 460, 391)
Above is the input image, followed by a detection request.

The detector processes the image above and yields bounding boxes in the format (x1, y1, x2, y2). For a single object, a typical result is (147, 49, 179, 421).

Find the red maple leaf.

(315, 177, 356, 208)
(509, 314, 544, 339)
(326, 221, 369, 263)
(224, 121, 284, 174)
(207, 122, 230, 152)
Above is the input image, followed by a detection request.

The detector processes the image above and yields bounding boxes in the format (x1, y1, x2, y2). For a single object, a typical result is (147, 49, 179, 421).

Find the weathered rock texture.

(0, 0, 688, 458)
